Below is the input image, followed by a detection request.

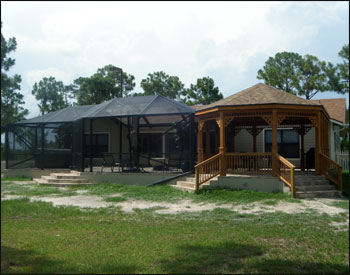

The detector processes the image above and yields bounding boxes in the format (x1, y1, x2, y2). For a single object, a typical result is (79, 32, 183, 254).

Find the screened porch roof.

(15, 95, 195, 125)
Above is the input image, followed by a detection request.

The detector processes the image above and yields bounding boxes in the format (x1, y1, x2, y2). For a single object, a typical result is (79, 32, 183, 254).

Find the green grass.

(1, 181, 63, 197)
(73, 183, 299, 206)
(1, 198, 349, 274)
(2, 177, 32, 181)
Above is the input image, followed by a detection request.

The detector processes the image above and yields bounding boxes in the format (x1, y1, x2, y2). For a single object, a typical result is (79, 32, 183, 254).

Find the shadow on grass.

(159, 242, 349, 274)
(1, 245, 61, 274)
(251, 259, 349, 274)
(1, 245, 137, 274)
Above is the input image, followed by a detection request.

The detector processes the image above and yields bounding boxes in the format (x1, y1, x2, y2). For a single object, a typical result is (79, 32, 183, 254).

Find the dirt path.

(4, 194, 343, 217)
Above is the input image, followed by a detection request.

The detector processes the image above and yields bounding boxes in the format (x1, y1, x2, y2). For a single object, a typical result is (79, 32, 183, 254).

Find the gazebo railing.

(225, 152, 273, 174)
(194, 152, 223, 191)
(319, 152, 342, 191)
(276, 154, 295, 197)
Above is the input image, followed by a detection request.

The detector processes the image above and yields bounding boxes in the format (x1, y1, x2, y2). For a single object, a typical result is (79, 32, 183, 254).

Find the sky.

(1, 1, 349, 119)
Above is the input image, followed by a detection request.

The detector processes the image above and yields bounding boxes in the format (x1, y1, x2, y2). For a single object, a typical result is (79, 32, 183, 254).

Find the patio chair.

(101, 154, 121, 173)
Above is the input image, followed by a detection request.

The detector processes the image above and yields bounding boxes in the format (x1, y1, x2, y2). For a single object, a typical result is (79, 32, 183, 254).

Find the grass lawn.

(1, 178, 349, 274)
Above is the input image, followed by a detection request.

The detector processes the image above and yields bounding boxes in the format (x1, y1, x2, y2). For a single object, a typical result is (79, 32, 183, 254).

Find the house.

(4, 83, 346, 196)
(5, 95, 196, 172)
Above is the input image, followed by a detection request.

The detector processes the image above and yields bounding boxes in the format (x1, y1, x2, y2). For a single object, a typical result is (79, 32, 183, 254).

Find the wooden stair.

(294, 173, 342, 198)
(33, 171, 94, 187)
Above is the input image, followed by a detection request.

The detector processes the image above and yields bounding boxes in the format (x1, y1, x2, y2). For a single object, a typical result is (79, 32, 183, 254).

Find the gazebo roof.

(195, 83, 321, 112)
(311, 98, 346, 124)
(15, 95, 194, 124)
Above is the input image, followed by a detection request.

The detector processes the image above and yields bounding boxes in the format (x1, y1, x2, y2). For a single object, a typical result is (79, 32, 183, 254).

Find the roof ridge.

(140, 95, 160, 114)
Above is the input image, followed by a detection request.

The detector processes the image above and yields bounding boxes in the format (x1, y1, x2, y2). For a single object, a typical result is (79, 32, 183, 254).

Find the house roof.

(311, 98, 346, 124)
(195, 83, 321, 112)
(15, 95, 194, 124)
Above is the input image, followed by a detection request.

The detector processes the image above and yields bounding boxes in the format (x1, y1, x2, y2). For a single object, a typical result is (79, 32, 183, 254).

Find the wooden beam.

(300, 123, 305, 171)
(315, 112, 321, 175)
(205, 122, 210, 159)
(272, 109, 278, 176)
(219, 111, 226, 176)
(198, 120, 204, 162)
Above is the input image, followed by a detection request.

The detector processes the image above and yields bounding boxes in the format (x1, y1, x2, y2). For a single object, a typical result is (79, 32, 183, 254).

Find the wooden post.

(89, 119, 93, 172)
(219, 111, 226, 176)
(315, 112, 321, 175)
(198, 121, 204, 163)
(291, 166, 295, 198)
(195, 166, 199, 191)
(300, 123, 305, 171)
(215, 126, 219, 154)
(272, 110, 278, 176)
(205, 122, 210, 159)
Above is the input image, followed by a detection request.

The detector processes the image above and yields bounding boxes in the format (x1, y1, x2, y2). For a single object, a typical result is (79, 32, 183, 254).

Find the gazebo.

(194, 83, 342, 196)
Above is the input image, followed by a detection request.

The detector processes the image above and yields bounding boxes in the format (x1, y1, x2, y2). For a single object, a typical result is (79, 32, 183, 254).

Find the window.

(84, 133, 108, 154)
(265, 129, 299, 158)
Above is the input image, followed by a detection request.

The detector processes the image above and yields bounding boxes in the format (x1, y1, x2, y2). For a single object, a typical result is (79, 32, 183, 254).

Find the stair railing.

(276, 154, 295, 197)
(195, 152, 223, 191)
(319, 152, 342, 191)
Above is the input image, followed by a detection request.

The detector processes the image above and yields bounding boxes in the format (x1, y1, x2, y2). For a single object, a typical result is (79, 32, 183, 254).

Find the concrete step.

(50, 173, 81, 179)
(171, 184, 196, 192)
(295, 185, 337, 192)
(295, 180, 331, 186)
(295, 190, 342, 198)
(41, 176, 89, 183)
(186, 177, 196, 183)
(176, 181, 196, 188)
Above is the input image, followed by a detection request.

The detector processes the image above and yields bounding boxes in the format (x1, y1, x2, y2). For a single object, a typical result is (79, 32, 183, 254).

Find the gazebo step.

(295, 185, 337, 192)
(176, 181, 196, 188)
(171, 184, 196, 192)
(295, 190, 342, 198)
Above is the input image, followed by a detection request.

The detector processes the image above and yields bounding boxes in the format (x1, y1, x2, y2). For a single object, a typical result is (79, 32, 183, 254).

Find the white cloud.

(26, 67, 73, 87)
(1, 0, 348, 117)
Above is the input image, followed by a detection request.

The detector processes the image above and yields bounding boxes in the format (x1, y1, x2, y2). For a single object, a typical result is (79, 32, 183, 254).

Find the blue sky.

(1, 1, 349, 119)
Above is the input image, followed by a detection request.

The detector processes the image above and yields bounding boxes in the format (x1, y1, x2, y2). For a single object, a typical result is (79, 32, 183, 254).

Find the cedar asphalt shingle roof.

(196, 83, 321, 111)
(311, 98, 346, 124)
(192, 83, 346, 124)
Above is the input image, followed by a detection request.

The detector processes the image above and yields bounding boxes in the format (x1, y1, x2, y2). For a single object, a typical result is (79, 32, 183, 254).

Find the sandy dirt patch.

(1, 193, 346, 217)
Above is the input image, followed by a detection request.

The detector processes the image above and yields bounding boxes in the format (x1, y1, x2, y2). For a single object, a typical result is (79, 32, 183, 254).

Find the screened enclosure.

(5, 95, 196, 172)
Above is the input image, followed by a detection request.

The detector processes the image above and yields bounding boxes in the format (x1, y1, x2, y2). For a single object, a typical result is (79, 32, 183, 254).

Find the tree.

(257, 52, 302, 96)
(297, 55, 329, 100)
(182, 77, 223, 105)
(140, 71, 185, 100)
(32, 76, 73, 115)
(73, 64, 135, 105)
(334, 44, 349, 94)
(257, 52, 332, 99)
(1, 22, 28, 133)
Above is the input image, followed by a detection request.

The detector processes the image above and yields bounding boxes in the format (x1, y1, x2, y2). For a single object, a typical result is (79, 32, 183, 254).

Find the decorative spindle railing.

(276, 154, 295, 197)
(194, 152, 222, 191)
(225, 152, 273, 174)
(319, 152, 342, 190)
